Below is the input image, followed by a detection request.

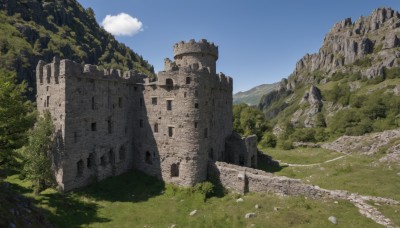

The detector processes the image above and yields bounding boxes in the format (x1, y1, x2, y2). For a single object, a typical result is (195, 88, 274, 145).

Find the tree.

(20, 112, 55, 194)
(233, 104, 269, 139)
(0, 69, 35, 168)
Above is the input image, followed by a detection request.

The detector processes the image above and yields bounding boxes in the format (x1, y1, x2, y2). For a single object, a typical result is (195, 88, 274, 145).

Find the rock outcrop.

(291, 8, 400, 86)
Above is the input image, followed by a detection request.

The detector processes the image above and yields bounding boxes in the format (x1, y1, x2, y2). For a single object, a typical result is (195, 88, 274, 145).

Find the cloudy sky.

(79, 0, 400, 93)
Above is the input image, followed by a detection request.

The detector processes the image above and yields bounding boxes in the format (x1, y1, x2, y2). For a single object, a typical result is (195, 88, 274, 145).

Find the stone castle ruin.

(36, 39, 258, 191)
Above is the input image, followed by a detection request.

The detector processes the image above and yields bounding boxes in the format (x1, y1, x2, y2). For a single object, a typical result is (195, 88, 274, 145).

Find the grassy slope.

(4, 170, 379, 228)
(233, 83, 278, 106)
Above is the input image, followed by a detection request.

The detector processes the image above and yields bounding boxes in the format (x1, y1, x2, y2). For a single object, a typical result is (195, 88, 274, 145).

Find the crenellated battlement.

(173, 39, 218, 60)
(36, 58, 147, 85)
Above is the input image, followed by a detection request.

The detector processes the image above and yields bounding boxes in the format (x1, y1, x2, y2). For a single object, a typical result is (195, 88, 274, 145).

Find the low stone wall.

(208, 161, 342, 199)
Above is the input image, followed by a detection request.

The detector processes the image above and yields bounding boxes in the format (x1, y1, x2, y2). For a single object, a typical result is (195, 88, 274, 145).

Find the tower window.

(194, 122, 198, 128)
(184, 92, 187, 98)
(154, 123, 159, 133)
(195, 103, 199, 109)
(152, 97, 158, 105)
(118, 97, 122, 108)
(46, 96, 50, 107)
(119, 146, 126, 160)
(77, 160, 84, 177)
(167, 100, 172, 110)
(145, 151, 152, 164)
(166, 78, 173, 87)
(140, 98, 143, 107)
(186, 77, 191, 84)
(91, 122, 97, 131)
(168, 126, 174, 137)
(87, 153, 95, 169)
(171, 163, 179, 177)
(107, 117, 112, 134)
(74, 132, 78, 143)
(204, 128, 208, 138)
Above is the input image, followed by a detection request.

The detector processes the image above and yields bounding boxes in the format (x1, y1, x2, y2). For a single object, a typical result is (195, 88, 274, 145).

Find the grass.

(264, 147, 341, 165)
(261, 148, 400, 201)
(3, 169, 381, 228)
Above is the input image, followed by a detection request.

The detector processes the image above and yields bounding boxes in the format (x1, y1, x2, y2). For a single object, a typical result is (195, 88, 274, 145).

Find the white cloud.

(101, 13, 143, 36)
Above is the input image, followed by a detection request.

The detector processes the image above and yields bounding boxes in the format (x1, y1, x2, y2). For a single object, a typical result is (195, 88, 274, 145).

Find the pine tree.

(0, 69, 35, 168)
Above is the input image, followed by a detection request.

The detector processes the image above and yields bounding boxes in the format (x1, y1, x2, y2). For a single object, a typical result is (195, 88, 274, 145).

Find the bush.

(259, 132, 277, 148)
(279, 140, 294, 150)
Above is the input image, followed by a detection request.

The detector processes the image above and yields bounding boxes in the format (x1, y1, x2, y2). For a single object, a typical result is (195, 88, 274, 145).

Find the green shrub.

(279, 140, 294, 150)
(259, 132, 277, 148)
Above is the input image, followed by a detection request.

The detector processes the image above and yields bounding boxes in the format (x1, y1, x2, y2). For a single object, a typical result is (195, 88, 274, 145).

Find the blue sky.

(78, 0, 400, 93)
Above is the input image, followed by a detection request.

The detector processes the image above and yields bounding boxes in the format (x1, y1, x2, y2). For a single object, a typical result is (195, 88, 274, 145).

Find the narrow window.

(134, 86, 138, 91)
(107, 117, 112, 134)
(195, 103, 199, 109)
(119, 146, 126, 160)
(77, 160, 84, 177)
(46, 86, 49, 91)
(204, 128, 208, 138)
(186, 77, 191, 84)
(91, 122, 97, 131)
(209, 148, 214, 160)
(91, 97, 95, 110)
(154, 123, 159, 133)
(74, 132, 78, 143)
(100, 155, 106, 166)
(167, 100, 172, 111)
(140, 98, 143, 107)
(87, 153, 95, 169)
(166, 78, 173, 87)
(168, 127, 174, 137)
(194, 122, 198, 128)
(46, 96, 50, 107)
(139, 119, 143, 128)
(118, 97, 122, 108)
(152, 97, 157, 105)
(108, 149, 115, 165)
(171, 163, 179, 177)
(145, 151, 152, 164)
(184, 92, 187, 98)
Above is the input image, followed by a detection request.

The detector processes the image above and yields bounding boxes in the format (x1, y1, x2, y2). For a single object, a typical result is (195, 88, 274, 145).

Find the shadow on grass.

(78, 169, 165, 203)
(257, 152, 287, 173)
(5, 169, 166, 227)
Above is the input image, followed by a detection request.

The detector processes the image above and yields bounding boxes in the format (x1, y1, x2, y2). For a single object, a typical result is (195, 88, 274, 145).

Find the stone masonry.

(36, 39, 258, 191)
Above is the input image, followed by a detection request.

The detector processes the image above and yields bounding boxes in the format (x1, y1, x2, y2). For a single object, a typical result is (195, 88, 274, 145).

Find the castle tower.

(173, 39, 218, 74)
(136, 39, 233, 186)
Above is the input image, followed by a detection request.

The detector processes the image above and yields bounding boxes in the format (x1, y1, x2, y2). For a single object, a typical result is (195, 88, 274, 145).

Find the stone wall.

(36, 39, 252, 191)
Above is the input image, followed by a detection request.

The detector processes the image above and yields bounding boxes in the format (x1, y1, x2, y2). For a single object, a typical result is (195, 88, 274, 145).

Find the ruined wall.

(208, 161, 332, 198)
(225, 134, 258, 168)
(36, 58, 146, 191)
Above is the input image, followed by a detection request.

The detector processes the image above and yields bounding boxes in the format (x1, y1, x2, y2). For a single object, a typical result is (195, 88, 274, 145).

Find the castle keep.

(36, 39, 257, 191)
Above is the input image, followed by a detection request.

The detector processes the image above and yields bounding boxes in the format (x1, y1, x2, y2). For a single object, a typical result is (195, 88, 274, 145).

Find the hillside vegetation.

(233, 83, 278, 106)
(256, 8, 400, 146)
(0, 0, 154, 97)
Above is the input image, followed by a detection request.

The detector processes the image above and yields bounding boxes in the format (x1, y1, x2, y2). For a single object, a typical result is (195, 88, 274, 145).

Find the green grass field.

(3, 169, 381, 228)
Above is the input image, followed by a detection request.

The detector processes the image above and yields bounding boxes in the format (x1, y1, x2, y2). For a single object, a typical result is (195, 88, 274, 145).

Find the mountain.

(233, 83, 278, 106)
(0, 0, 154, 98)
(258, 7, 400, 142)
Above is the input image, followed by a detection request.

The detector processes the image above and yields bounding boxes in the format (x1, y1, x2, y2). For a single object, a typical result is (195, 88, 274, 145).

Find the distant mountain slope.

(0, 0, 154, 97)
(233, 83, 278, 106)
(257, 7, 400, 142)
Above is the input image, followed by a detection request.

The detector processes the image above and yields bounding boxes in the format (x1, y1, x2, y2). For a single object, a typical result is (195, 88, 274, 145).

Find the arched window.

(166, 78, 173, 87)
(145, 151, 152, 164)
(171, 163, 179, 177)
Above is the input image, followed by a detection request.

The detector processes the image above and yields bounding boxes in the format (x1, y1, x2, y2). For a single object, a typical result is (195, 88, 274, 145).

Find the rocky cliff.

(288, 7, 400, 88)
(258, 7, 400, 141)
